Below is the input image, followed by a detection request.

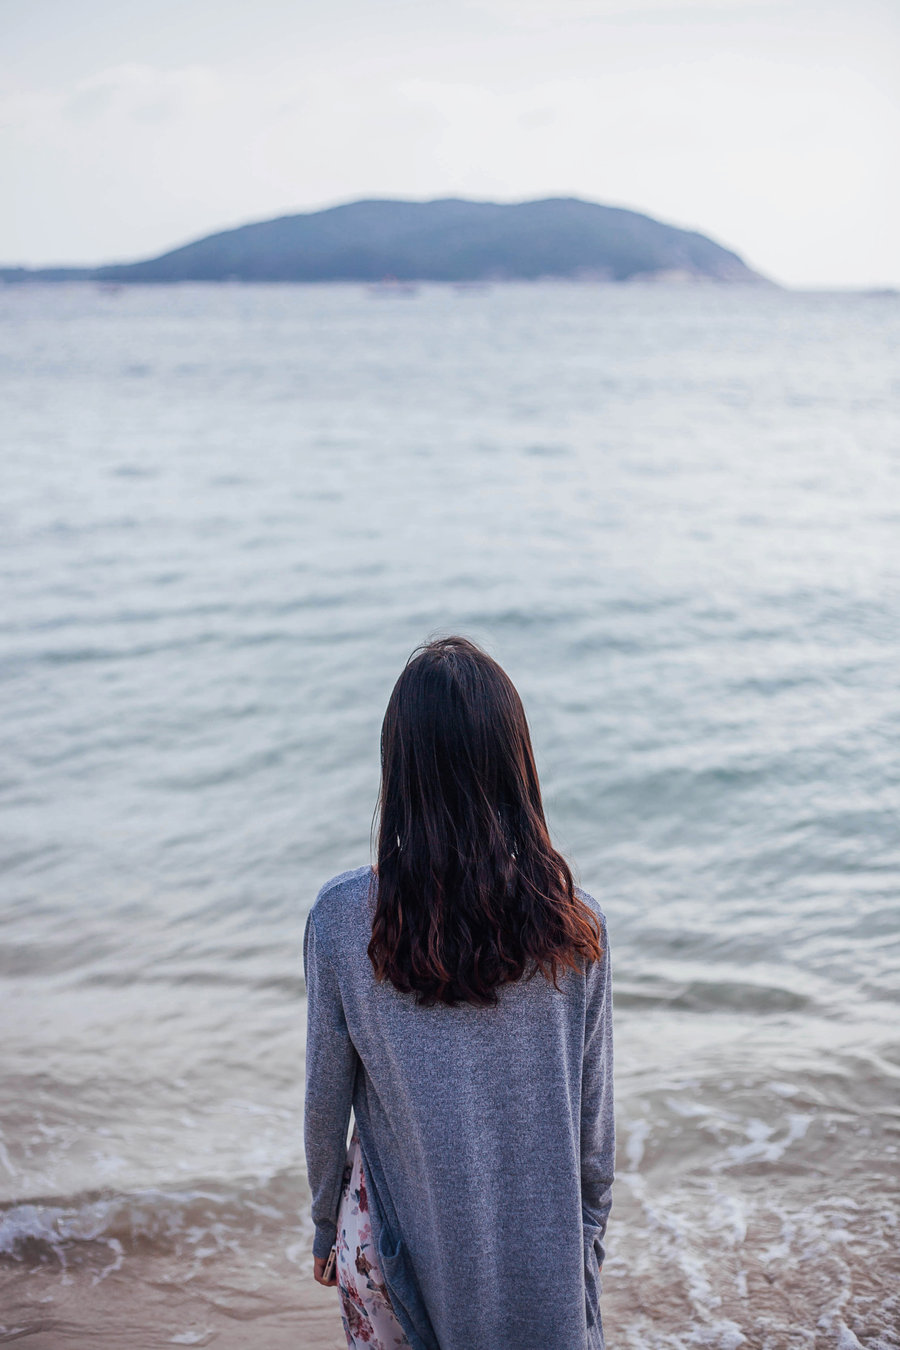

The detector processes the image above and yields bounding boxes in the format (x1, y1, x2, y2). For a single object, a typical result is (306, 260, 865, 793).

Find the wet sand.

(1, 1261, 346, 1350)
(4, 1166, 898, 1349)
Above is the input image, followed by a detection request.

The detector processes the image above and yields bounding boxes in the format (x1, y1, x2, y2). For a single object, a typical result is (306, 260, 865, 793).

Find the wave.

(0, 1172, 305, 1273)
(613, 975, 811, 1014)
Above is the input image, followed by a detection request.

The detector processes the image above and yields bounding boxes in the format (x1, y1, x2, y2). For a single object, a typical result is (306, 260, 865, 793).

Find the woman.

(304, 636, 614, 1350)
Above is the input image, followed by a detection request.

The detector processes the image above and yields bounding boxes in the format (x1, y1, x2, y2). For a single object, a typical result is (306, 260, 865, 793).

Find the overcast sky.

(3, 0, 899, 286)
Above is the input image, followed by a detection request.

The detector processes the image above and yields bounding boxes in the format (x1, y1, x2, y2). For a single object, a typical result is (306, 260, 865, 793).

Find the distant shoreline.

(0, 271, 774, 287)
(5, 275, 899, 295)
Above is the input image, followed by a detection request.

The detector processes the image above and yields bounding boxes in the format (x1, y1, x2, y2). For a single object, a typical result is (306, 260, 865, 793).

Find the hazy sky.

(3, 0, 899, 286)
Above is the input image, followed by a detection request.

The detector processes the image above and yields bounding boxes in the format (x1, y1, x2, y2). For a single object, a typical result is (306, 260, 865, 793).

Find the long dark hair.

(367, 636, 602, 1006)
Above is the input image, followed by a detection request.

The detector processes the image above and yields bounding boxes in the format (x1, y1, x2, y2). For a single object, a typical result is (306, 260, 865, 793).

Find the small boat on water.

(368, 275, 419, 297)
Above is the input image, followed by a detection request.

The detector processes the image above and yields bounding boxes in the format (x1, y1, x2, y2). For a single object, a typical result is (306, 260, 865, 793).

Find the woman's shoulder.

(574, 884, 608, 932)
(573, 885, 611, 987)
(314, 864, 373, 904)
(307, 865, 373, 942)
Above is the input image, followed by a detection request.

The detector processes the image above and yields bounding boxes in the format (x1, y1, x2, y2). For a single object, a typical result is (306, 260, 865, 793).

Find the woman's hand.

(314, 1253, 338, 1287)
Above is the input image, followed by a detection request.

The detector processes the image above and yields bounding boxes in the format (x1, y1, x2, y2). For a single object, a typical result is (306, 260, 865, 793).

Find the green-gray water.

(1, 282, 898, 1348)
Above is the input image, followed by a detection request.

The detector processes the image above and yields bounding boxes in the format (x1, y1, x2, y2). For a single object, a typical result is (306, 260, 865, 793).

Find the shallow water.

(1, 281, 899, 1348)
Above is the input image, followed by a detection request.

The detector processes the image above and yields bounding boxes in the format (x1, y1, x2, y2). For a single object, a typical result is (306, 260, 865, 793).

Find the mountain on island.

(2, 197, 767, 285)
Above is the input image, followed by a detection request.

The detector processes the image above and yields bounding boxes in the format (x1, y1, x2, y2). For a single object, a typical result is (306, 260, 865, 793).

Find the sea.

(1, 280, 898, 1350)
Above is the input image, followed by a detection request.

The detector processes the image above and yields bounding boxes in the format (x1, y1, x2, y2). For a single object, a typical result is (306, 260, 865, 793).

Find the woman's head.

(368, 636, 602, 1006)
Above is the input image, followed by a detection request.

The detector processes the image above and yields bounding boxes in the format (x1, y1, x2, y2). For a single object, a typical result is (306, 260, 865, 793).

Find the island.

(1, 196, 768, 285)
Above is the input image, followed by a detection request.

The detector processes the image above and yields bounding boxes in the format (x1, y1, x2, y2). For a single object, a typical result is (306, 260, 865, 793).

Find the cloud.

(0, 64, 222, 137)
(64, 64, 221, 125)
(0, 87, 56, 134)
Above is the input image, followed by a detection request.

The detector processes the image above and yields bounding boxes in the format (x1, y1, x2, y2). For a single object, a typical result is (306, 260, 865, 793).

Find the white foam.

(765, 1080, 801, 1098)
(718, 1112, 812, 1168)
(625, 1118, 651, 1171)
(707, 1192, 748, 1246)
(831, 1319, 864, 1349)
(665, 1096, 719, 1120)
(0, 1137, 18, 1179)
(0, 1202, 70, 1254)
(687, 1322, 747, 1350)
(91, 1236, 123, 1286)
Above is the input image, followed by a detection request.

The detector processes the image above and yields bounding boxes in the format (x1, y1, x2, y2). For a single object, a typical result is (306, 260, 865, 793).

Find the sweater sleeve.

(303, 910, 359, 1259)
(581, 916, 615, 1264)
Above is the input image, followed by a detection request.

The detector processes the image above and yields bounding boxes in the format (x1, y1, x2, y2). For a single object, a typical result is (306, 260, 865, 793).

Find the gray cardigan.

(303, 866, 614, 1350)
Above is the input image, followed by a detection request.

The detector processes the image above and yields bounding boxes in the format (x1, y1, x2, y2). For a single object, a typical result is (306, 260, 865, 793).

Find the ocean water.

(1, 280, 898, 1349)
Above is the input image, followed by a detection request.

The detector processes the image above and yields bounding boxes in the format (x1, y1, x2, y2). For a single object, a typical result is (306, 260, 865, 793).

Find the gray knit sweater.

(303, 866, 614, 1350)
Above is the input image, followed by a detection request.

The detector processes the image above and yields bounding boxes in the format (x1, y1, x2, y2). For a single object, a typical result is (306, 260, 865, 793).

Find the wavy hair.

(367, 636, 602, 1006)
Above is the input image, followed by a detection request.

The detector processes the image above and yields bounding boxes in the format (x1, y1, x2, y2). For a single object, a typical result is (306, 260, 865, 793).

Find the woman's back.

(304, 864, 614, 1350)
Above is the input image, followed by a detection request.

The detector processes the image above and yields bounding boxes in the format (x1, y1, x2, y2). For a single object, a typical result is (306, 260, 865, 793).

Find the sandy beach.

(5, 1169, 897, 1346)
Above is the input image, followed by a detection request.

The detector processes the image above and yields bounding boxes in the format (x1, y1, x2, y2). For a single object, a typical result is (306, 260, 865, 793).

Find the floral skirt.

(336, 1127, 411, 1350)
